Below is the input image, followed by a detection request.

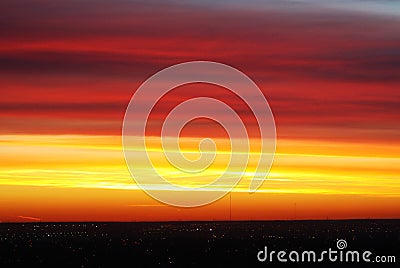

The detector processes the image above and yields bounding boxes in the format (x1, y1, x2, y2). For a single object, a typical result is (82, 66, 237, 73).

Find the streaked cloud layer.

(0, 0, 399, 221)
(1, 0, 399, 139)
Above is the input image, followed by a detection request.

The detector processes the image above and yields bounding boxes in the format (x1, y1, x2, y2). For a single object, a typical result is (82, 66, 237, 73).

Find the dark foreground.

(0, 220, 399, 267)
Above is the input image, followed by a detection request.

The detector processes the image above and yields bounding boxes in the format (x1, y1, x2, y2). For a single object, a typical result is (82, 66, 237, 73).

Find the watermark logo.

(336, 239, 347, 250)
(122, 61, 276, 207)
(257, 239, 396, 263)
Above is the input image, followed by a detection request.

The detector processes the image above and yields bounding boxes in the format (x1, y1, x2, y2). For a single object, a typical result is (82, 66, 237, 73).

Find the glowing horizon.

(1, 134, 399, 222)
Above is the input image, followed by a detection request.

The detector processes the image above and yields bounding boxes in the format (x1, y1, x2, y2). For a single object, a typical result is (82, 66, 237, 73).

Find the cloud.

(17, 215, 41, 221)
(1, 0, 399, 80)
(128, 204, 165, 207)
(0, 0, 398, 140)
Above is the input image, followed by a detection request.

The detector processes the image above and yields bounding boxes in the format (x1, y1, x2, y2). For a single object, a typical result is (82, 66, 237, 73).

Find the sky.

(0, 0, 399, 222)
